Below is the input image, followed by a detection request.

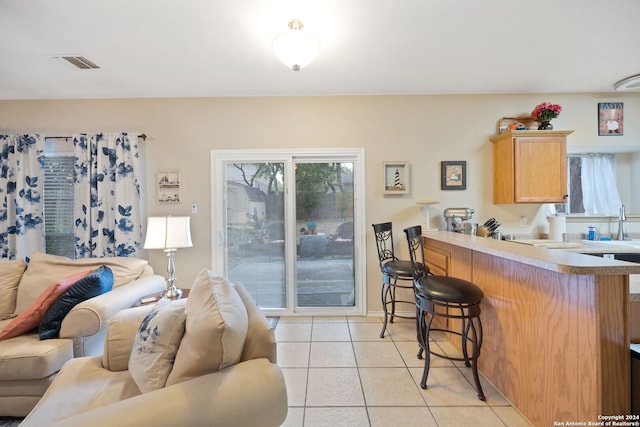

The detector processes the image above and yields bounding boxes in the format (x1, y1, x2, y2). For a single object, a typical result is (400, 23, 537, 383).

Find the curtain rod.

(47, 134, 147, 141)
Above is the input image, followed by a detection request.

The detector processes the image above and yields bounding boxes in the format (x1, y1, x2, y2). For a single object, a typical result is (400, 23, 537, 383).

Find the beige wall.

(1, 93, 639, 313)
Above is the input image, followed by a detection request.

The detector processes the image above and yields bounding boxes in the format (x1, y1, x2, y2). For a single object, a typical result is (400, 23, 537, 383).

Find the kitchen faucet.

(616, 205, 627, 240)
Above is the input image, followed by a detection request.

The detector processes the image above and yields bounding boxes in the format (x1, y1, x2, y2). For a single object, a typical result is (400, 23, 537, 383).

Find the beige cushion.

(165, 269, 248, 386)
(128, 298, 186, 393)
(102, 300, 188, 372)
(0, 333, 74, 380)
(19, 356, 142, 427)
(102, 305, 156, 372)
(0, 259, 27, 318)
(234, 282, 277, 363)
(15, 252, 148, 315)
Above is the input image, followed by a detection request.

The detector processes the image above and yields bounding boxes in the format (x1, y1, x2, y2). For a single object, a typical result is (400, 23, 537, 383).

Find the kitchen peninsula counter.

(425, 231, 640, 274)
(423, 231, 640, 427)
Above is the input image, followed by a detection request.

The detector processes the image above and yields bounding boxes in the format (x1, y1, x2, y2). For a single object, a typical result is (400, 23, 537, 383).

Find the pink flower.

(531, 102, 562, 121)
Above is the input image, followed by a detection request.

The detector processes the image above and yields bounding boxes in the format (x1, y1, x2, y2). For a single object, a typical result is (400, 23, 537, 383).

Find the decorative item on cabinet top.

(496, 116, 538, 134)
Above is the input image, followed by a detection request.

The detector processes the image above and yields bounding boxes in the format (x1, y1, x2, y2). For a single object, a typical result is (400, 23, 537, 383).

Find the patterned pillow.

(129, 298, 186, 393)
(0, 270, 92, 341)
(38, 265, 114, 339)
(165, 269, 249, 386)
(0, 259, 27, 318)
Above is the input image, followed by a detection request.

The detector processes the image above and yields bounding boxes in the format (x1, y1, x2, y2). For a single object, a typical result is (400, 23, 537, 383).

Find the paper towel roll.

(548, 216, 566, 241)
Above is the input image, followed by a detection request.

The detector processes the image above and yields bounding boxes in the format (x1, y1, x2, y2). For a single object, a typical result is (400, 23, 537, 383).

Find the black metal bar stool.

(404, 225, 486, 401)
(372, 222, 427, 338)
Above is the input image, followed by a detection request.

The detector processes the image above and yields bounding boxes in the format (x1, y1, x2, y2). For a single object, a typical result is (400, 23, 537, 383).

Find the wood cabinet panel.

(424, 246, 449, 274)
(491, 130, 572, 204)
(631, 300, 640, 342)
(514, 136, 567, 202)
(423, 241, 450, 330)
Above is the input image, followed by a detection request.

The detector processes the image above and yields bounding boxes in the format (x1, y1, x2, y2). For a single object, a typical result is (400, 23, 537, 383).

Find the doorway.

(211, 149, 366, 316)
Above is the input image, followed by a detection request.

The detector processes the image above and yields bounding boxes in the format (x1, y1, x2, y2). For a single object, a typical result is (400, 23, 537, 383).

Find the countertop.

(565, 240, 640, 254)
(422, 231, 640, 275)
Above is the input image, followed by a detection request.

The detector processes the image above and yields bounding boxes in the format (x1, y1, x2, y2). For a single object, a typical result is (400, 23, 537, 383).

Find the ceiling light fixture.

(272, 19, 319, 71)
(614, 74, 640, 91)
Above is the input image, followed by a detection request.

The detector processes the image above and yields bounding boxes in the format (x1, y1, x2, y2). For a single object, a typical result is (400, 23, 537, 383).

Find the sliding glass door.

(211, 149, 365, 315)
(294, 161, 354, 308)
(223, 161, 287, 308)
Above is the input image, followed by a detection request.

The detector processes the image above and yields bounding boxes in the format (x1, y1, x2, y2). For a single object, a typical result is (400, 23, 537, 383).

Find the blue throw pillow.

(39, 265, 114, 340)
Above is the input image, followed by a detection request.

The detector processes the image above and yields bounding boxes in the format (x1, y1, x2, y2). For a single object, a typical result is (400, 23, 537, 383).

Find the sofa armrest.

(48, 359, 288, 427)
(59, 274, 167, 357)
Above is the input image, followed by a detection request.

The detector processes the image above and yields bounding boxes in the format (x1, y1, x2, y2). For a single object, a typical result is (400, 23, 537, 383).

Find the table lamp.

(143, 216, 193, 298)
(416, 200, 440, 232)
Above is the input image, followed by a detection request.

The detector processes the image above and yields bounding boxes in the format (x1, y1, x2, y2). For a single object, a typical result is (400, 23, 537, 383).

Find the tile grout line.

(347, 316, 373, 426)
(389, 319, 445, 427)
(302, 320, 314, 426)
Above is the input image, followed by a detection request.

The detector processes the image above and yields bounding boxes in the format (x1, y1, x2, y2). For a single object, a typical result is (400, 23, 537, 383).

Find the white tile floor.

(276, 316, 533, 427)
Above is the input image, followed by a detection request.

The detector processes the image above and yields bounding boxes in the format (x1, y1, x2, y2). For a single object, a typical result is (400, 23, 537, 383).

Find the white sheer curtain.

(0, 134, 46, 260)
(580, 154, 621, 216)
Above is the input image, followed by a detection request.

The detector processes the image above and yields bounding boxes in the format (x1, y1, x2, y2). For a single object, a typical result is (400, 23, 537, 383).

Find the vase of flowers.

(531, 102, 562, 130)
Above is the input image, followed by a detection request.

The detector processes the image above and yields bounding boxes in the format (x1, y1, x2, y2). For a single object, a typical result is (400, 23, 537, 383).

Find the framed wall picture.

(441, 161, 467, 190)
(157, 169, 182, 203)
(383, 161, 410, 194)
(598, 102, 624, 136)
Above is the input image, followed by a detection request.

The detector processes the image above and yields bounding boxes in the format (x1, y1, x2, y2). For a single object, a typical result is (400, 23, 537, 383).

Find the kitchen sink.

(583, 239, 640, 249)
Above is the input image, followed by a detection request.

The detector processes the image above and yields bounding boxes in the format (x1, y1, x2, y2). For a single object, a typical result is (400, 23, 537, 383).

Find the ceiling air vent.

(53, 56, 100, 70)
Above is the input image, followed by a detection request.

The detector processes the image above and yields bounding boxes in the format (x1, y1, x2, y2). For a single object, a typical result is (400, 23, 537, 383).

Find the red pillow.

(0, 269, 92, 341)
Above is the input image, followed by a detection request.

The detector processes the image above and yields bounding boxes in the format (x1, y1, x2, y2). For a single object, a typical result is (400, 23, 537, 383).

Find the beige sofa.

(0, 252, 166, 417)
(20, 279, 288, 427)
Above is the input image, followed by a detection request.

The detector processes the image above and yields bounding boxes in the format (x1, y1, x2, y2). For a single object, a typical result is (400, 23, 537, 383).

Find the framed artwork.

(157, 169, 182, 203)
(441, 161, 467, 191)
(598, 102, 624, 136)
(383, 161, 410, 194)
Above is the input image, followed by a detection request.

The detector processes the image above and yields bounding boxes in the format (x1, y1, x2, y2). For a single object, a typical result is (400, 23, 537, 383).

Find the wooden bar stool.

(404, 225, 486, 401)
(371, 222, 426, 338)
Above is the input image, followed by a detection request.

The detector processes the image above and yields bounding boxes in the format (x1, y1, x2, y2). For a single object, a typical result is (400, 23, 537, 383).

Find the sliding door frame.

(211, 148, 366, 316)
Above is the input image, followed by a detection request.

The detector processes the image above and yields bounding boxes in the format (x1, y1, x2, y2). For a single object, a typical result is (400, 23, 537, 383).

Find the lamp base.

(163, 248, 182, 299)
(163, 285, 182, 300)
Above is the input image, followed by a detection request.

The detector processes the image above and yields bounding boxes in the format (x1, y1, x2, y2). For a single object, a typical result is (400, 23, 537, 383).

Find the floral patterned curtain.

(0, 134, 46, 260)
(73, 132, 143, 258)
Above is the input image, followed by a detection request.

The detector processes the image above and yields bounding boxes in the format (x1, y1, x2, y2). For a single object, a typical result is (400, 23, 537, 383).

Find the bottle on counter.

(587, 225, 599, 241)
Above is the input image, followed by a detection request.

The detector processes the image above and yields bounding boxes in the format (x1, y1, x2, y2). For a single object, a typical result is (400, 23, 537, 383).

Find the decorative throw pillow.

(0, 270, 92, 341)
(0, 259, 27, 318)
(165, 269, 249, 387)
(129, 298, 186, 393)
(38, 265, 114, 340)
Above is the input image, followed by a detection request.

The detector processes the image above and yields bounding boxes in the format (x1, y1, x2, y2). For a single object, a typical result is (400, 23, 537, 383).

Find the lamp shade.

(143, 216, 193, 250)
(272, 19, 319, 71)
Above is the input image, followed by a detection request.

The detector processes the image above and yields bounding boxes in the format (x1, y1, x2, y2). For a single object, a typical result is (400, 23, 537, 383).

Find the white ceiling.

(1, 0, 640, 100)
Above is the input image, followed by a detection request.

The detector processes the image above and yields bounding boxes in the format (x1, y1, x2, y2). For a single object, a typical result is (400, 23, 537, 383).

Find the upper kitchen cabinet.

(491, 130, 573, 204)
